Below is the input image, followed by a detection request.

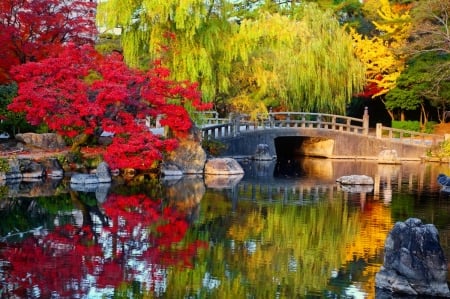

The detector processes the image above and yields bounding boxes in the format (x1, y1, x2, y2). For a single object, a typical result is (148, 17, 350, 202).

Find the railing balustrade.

(198, 109, 444, 148)
(375, 123, 444, 147)
(200, 110, 370, 139)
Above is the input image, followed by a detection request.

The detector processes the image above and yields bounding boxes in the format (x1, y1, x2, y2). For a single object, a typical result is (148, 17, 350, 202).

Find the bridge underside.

(275, 136, 334, 159)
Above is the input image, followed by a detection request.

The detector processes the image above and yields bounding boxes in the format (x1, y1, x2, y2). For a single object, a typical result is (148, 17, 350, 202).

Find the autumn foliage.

(8, 44, 211, 170)
(0, 0, 97, 83)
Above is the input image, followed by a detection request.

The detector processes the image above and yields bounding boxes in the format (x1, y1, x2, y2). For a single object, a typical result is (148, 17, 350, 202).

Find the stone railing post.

(376, 123, 383, 139)
(233, 113, 241, 136)
(363, 106, 369, 135)
(269, 107, 274, 127)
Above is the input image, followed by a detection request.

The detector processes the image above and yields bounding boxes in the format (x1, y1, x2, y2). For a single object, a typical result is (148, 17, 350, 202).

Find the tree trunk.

(71, 133, 89, 153)
(420, 103, 428, 132)
(381, 99, 395, 121)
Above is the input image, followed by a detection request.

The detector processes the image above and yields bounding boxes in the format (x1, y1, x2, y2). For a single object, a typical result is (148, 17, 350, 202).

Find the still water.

(1, 158, 450, 298)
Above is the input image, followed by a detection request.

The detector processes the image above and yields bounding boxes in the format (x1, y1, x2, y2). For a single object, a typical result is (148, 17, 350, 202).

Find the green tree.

(400, 0, 450, 122)
(0, 83, 33, 135)
(385, 52, 450, 125)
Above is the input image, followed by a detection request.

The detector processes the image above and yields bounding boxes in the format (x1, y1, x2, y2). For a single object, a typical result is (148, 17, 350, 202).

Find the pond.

(1, 158, 450, 298)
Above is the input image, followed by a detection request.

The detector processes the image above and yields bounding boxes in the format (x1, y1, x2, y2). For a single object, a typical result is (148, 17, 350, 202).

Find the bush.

(392, 120, 436, 134)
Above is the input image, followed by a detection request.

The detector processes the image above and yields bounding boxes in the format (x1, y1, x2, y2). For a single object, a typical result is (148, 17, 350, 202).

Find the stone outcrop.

(70, 162, 112, 191)
(40, 158, 64, 178)
(375, 218, 450, 297)
(15, 133, 66, 149)
(162, 138, 207, 175)
(336, 175, 374, 185)
(0, 158, 59, 181)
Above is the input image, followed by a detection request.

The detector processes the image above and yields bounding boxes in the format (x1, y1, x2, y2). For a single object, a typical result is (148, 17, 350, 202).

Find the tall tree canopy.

(97, 1, 365, 115)
(0, 0, 97, 83)
(407, 0, 450, 55)
(8, 44, 211, 170)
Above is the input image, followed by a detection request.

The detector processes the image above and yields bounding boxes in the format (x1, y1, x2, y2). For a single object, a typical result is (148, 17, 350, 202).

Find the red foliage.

(0, 193, 208, 297)
(356, 75, 385, 99)
(0, 0, 97, 83)
(9, 44, 212, 170)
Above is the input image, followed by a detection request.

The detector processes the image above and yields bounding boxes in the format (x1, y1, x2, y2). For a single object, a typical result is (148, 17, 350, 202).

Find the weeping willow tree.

(97, 1, 365, 115)
(229, 4, 366, 114)
(97, 0, 237, 103)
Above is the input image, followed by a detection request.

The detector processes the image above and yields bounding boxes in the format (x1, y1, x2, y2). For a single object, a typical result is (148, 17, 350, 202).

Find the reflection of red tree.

(2, 224, 103, 298)
(0, 193, 207, 297)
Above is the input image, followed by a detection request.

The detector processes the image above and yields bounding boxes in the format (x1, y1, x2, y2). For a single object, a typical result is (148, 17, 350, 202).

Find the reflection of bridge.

(199, 109, 444, 160)
(224, 159, 443, 207)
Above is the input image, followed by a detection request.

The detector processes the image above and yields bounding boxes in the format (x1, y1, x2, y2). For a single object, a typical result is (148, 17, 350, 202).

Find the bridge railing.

(375, 123, 444, 147)
(262, 112, 369, 135)
(201, 110, 370, 139)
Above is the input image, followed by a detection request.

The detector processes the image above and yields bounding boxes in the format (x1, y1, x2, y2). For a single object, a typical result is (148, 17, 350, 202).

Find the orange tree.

(8, 44, 211, 170)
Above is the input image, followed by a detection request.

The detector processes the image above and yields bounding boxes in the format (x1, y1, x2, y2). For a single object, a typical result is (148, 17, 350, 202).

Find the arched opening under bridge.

(275, 136, 335, 159)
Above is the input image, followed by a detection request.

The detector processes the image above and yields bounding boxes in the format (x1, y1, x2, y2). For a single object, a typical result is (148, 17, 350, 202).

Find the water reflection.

(0, 187, 206, 298)
(1, 159, 450, 298)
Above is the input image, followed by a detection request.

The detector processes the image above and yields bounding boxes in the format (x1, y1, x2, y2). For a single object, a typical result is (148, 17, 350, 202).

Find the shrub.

(202, 138, 227, 157)
(392, 120, 436, 134)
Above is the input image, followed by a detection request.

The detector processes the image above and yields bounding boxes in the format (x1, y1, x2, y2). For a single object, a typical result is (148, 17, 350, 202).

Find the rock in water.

(375, 218, 450, 297)
(438, 173, 450, 186)
(336, 174, 373, 185)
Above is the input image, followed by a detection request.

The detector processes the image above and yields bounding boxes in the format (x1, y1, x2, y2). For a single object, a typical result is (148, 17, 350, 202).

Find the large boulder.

(375, 218, 450, 297)
(70, 162, 112, 191)
(15, 133, 66, 149)
(163, 138, 207, 175)
(204, 158, 244, 175)
(20, 159, 46, 180)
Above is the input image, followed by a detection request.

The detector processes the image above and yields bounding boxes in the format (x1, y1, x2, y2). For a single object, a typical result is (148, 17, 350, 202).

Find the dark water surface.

(1, 158, 450, 298)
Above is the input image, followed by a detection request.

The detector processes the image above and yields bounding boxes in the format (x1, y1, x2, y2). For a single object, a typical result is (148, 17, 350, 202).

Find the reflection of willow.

(192, 195, 360, 297)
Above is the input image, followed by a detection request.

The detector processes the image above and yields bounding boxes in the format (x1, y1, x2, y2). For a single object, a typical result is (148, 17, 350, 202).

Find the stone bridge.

(199, 109, 445, 161)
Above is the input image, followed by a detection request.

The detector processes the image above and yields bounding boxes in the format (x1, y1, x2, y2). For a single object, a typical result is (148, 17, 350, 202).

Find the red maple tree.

(8, 43, 211, 170)
(0, 0, 97, 83)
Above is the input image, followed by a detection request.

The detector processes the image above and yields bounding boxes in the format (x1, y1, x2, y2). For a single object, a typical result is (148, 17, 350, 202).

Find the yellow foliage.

(352, 0, 411, 97)
(373, 0, 412, 49)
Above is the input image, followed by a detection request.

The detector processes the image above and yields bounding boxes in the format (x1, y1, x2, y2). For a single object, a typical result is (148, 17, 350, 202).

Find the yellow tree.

(352, 0, 412, 120)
